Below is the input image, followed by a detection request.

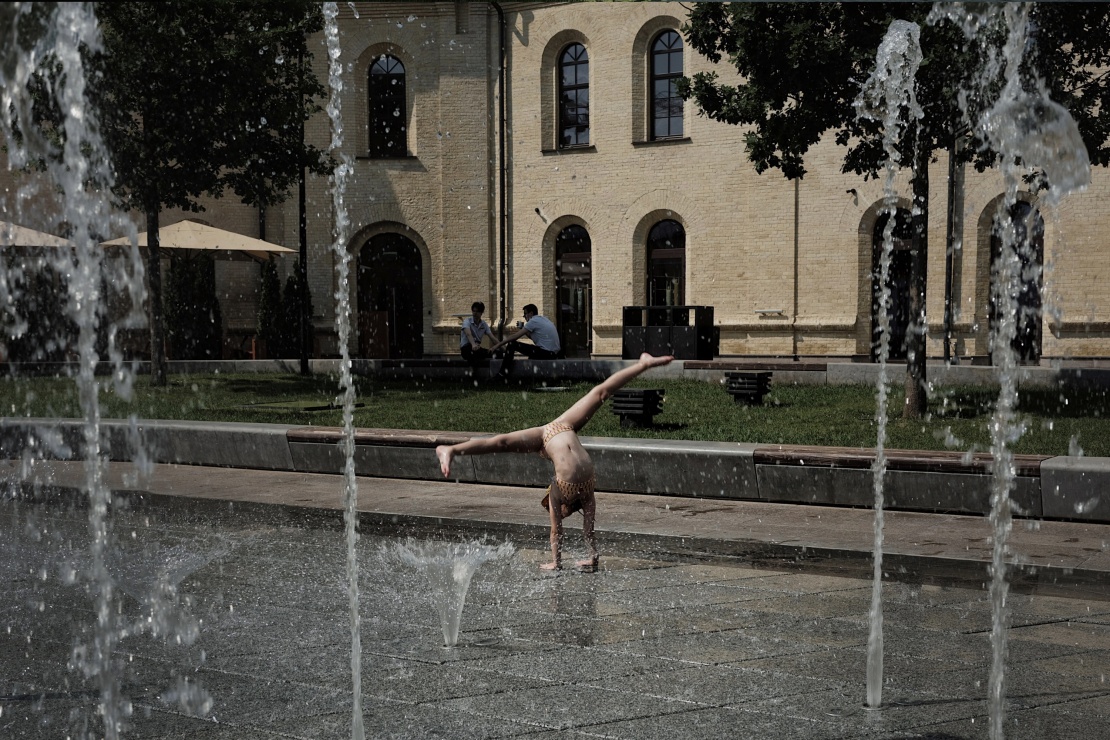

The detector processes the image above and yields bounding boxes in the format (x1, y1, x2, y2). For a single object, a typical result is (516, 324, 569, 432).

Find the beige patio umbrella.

(101, 218, 295, 260)
(0, 220, 77, 248)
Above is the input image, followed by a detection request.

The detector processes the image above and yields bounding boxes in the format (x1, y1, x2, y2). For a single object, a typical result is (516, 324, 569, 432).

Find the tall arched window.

(651, 30, 683, 140)
(558, 43, 589, 148)
(368, 55, 406, 158)
(990, 200, 1044, 364)
(647, 219, 685, 306)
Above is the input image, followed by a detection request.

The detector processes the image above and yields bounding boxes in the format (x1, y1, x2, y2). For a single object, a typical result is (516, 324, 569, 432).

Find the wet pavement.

(2, 461, 1109, 738)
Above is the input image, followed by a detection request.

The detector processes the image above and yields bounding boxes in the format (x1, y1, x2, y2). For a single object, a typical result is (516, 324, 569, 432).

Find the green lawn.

(1, 372, 1108, 456)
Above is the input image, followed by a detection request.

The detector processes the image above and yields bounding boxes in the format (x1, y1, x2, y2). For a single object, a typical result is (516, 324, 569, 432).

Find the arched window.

(647, 219, 685, 306)
(990, 201, 1044, 364)
(555, 225, 592, 356)
(368, 55, 406, 158)
(558, 43, 589, 148)
(651, 30, 683, 140)
(871, 209, 914, 362)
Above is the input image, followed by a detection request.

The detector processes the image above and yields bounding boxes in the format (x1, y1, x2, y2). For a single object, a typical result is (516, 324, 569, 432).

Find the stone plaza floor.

(2, 470, 1110, 739)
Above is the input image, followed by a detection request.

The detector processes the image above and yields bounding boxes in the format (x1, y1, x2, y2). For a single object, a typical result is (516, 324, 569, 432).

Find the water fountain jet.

(854, 18, 924, 710)
(386, 539, 516, 648)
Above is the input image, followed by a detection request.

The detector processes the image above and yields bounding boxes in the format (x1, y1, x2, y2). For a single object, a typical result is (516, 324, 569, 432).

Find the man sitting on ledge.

(490, 303, 560, 379)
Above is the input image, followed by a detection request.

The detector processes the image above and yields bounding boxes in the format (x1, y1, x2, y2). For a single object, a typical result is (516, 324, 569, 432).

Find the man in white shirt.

(460, 301, 493, 368)
(490, 303, 561, 378)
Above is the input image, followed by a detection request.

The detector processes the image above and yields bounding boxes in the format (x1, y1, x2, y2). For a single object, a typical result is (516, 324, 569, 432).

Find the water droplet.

(1074, 496, 1100, 514)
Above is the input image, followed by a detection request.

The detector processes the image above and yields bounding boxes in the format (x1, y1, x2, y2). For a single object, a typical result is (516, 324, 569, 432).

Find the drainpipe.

(943, 133, 965, 365)
(792, 177, 800, 362)
(492, 1, 507, 339)
(298, 46, 310, 375)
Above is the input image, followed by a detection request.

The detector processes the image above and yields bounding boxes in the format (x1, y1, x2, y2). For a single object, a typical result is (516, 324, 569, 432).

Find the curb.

(3, 418, 1109, 524)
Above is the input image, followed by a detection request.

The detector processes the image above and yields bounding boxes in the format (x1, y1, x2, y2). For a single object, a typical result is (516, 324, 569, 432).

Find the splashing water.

(932, 4, 1090, 737)
(0, 4, 147, 736)
(322, 4, 364, 738)
(854, 18, 923, 711)
(387, 539, 516, 647)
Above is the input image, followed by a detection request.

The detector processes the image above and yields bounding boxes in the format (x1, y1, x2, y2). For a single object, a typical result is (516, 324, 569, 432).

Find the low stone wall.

(2, 418, 1107, 524)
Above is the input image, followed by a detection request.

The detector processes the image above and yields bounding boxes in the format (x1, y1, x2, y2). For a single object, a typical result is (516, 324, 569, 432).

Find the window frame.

(557, 42, 590, 149)
(368, 54, 407, 158)
(650, 30, 684, 141)
(646, 219, 686, 306)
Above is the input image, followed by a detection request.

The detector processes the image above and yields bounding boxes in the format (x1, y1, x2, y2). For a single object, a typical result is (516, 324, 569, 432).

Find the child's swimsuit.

(538, 421, 595, 517)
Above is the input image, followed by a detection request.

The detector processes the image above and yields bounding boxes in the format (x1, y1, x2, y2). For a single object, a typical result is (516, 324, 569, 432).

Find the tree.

(256, 258, 283, 358)
(3, 252, 77, 365)
(679, 2, 1110, 417)
(279, 261, 312, 358)
(164, 252, 222, 361)
(80, 1, 331, 384)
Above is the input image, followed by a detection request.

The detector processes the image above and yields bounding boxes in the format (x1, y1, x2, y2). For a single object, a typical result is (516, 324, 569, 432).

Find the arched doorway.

(871, 209, 914, 362)
(647, 219, 685, 306)
(555, 225, 592, 357)
(357, 233, 423, 359)
(990, 201, 1044, 364)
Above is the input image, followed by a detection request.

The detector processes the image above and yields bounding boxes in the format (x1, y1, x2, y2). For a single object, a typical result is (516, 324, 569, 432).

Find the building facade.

(294, 1, 1108, 363)
(4, 1, 1107, 363)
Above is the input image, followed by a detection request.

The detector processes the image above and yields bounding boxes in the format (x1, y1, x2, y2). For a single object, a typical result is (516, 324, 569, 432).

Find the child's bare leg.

(556, 353, 674, 430)
(540, 501, 563, 570)
(576, 492, 598, 572)
(436, 427, 543, 477)
(435, 445, 455, 478)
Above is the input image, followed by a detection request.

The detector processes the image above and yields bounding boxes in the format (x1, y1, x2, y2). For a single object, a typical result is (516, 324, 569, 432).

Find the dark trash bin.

(621, 305, 716, 360)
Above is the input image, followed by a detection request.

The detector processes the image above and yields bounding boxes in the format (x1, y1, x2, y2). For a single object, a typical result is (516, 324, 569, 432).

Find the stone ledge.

(2, 418, 1108, 523)
(753, 444, 1049, 476)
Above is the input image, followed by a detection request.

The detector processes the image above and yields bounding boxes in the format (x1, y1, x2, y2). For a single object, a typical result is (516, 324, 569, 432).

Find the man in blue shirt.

(490, 303, 561, 378)
(459, 301, 493, 368)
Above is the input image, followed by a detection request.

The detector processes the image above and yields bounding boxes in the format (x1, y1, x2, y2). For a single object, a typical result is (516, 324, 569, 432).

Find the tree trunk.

(903, 146, 930, 419)
(146, 205, 167, 386)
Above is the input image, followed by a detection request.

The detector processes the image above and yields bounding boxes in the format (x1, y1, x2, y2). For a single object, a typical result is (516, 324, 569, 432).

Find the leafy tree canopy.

(88, 0, 332, 214)
(679, 2, 1110, 184)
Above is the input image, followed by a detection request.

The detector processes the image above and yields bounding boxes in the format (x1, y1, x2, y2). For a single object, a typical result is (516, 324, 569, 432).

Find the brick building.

(296, 1, 1108, 363)
(4, 1, 1108, 363)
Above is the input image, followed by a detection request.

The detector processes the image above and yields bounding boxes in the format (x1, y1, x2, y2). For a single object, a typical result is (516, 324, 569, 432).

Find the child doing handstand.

(436, 353, 674, 571)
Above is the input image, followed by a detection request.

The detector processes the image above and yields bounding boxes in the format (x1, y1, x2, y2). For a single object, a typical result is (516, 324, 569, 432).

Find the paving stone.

(728, 647, 978, 695)
(909, 705, 1110, 740)
(0, 696, 102, 740)
(282, 700, 541, 739)
(467, 645, 687, 684)
(608, 626, 827, 665)
(432, 683, 693, 732)
(586, 663, 836, 708)
(585, 705, 851, 740)
(737, 686, 990, 735)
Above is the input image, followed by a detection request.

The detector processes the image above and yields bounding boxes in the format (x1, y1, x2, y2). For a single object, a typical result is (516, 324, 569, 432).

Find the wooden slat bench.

(725, 371, 773, 405)
(610, 388, 665, 427)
